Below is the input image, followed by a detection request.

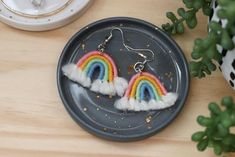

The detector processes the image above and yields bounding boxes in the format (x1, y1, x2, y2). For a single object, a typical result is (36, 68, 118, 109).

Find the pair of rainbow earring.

(62, 27, 178, 111)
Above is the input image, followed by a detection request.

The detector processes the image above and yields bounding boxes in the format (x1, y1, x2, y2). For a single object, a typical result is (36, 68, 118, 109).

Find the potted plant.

(162, 0, 235, 155)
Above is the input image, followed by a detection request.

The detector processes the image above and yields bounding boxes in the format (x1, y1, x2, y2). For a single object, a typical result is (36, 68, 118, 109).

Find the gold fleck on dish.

(82, 44, 85, 51)
(145, 116, 152, 123)
(128, 64, 134, 74)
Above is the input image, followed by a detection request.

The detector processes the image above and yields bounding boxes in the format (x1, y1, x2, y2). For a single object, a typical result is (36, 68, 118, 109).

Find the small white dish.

(0, 0, 93, 31)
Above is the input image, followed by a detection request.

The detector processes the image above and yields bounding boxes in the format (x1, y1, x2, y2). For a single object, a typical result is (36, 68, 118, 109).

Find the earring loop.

(134, 62, 145, 72)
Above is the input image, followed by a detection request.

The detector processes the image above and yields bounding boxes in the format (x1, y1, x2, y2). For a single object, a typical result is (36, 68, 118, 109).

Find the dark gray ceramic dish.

(57, 17, 190, 141)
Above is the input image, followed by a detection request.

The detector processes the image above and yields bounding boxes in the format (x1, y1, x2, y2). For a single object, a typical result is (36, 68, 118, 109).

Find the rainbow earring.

(62, 29, 128, 96)
(113, 29, 178, 111)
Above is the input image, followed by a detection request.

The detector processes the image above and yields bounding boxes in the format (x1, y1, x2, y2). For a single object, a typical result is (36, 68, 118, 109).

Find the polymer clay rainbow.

(62, 51, 128, 96)
(114, 72, 178, 111)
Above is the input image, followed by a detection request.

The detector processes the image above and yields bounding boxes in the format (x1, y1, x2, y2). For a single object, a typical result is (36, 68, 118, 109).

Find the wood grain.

(0, 0, 234, 157)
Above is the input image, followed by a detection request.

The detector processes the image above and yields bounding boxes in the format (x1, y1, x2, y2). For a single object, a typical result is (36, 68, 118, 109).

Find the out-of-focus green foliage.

(162, 0, 235, 78)
(192, 97, 235, 155)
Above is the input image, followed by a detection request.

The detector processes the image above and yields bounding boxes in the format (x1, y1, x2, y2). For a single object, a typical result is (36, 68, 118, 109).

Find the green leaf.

(230, 27, 235, 36)
(206, 46, 217, 59)
(192, 132, 205, 142)
(171, 26, 177, 35)
(209, 31, 220, 43)
(217, 0, 231, 5)
(191, 52, 201, 60)
(202, 5, 211, 16)
(217, 124, 229, 137)
(176, 23, 184, 34)
(197, 116, 213, 127)
(209, 21, 222, 31)
(221, 97, 234, 108)
(217, 9, 227, 19)
(183, 0, 193, 8)
(222, 135, 235, 145)
(222, 120, 232, 128)
(195, 38, 203, 45)
(201, 38, 212, 49)
(186, 10, 195, 19)
(193, 0, 203, 10)
(206, 61, 216, 72)
(189, 61, 200, 77)
(177, 8, 186, 18)
(208, 103, 221, 115)
(186, 17, 197, 29)
(162, 23, 173, 33)
(197, 138, 209, 151)
(221, 29, 234, 50)
(166, 12, 177, 23)
(214, 144, 223, 155)
(213, 50, 222, 61)
(231, 112, 235, 124)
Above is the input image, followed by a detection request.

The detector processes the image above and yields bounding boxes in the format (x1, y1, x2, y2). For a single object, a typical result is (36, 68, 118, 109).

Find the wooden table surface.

(0, 0, 234, 157)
